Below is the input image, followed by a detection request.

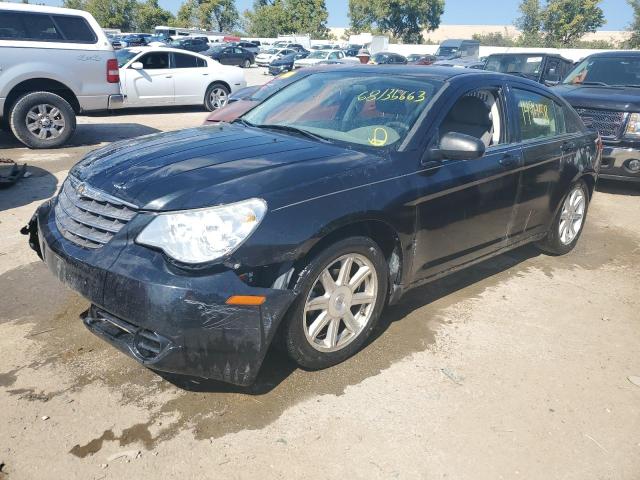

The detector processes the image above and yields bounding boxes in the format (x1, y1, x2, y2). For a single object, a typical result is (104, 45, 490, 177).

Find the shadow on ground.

(0, 165, 58, 211)
(596, 179, 640, 196)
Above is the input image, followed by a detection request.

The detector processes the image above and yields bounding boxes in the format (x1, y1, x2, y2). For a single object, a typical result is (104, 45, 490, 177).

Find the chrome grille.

(54, 176, 137, 249)
(575, 108, 626, 138)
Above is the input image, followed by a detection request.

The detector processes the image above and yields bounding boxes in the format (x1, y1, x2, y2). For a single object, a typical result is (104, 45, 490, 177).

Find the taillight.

(107, 58, 119, 83)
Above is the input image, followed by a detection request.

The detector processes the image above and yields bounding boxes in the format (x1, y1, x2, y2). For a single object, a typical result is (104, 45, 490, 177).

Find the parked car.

(0, 3, 122, 148)
(555, 51, 640, 182)
(255, 48, 296, 67)
(407, 54, 437, 65)
(115, 47, 246, 111)
(268, 51, 309, 75)
(345, 44, 363, 57)
(122, 33, 151, 47)
(204, 45, 254, 68)
(295, 49, 357, 68)
(273, 42, 306, 52)
(484, 53, 574, 85)
(230, 41, 260, 55)
(109, 34, 125, 49)
(170, 37, 209, 53)
(368, 52, 408, 65)
(25, 66, 599, 386)
(435, 39, 480, 61)
(203, 68, 322, 124)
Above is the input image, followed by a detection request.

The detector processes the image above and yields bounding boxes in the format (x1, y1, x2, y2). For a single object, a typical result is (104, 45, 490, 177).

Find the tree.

(244, 0, 329, 38)
(626, 0, 640, 48)
(472, 32, 516, 47)
(175, 0, 239, 31)
(135, 0, 173, 31)
(541, 0, 605, 46)
(516, 0, 541, 35)
(347, 0, 444, 44)
(63, 0, 137, 30)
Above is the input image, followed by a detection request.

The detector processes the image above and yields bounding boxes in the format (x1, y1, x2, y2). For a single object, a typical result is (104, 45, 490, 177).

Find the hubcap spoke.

(342, 310, 359, 333)
(320, 269, 337, 294)
(337, 256, 353, 286)
(306, 295, 329, 311)
(308, 311, 331, 340)
(326, 317, 340, 347)
(349, 266, 370, 292)
(351, 292, 375, 305)
(558, 187, 585, 245)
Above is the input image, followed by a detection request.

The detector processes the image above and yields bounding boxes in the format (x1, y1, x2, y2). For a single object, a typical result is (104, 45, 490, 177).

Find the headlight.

(136, 198, 267, 264)
(625, 113, 640, 138)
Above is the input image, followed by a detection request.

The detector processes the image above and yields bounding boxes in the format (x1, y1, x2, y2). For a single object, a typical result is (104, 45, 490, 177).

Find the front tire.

(242, 58, 251, 68)
(283, 237, 389, 370)
(9, 91, 76, 149)
(204, 83, 230, 111)
(536, 179, 590, 255)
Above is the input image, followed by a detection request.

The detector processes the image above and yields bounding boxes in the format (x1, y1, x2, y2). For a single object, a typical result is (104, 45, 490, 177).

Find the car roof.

(123, 46, 211, 59)
(0, 2, 95, 19)
(440, 39, 479, 46)
(587, 50, 640, 58)
(487, 52, 570, 60)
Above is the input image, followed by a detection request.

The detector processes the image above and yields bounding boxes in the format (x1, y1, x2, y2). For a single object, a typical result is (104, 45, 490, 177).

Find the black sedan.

(204, 45, 255, 68)
(25, 67, 599, 386)
(268, 51, 310, 75)
(170, 37, 209, 53)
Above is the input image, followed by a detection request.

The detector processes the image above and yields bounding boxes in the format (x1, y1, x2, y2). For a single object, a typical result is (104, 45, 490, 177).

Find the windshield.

(250, 71, 303, 101)
(436, 46, 459, 57)
(371, 53, 389, 63)
(407, 54, 421, 62)
(308, 51, 329, 59)
(243, 71, 443, 149)
(262, 48, 278, 55)
(115, 49, 139, 67)
(485, 55, 543, 77)
(563, 56, 640, 86)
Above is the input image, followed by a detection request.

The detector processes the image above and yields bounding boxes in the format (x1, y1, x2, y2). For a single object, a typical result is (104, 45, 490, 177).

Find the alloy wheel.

(209, 88, 229, 109)
(303, 253, 378, 353)
(558, 186, 586, 245)
(25, 104, 65, 140)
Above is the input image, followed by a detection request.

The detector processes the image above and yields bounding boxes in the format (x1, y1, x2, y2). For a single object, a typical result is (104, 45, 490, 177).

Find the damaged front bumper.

(28, 200, 296, 386)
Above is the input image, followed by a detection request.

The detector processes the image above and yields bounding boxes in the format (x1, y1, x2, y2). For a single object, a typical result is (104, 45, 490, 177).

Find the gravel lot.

(1, 65, 639, 479)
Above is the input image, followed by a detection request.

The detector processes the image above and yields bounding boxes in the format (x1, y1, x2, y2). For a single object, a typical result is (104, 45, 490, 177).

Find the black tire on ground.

(204, 83, 230, 112)
(9, 91, 76, 149)
(536, 179, 590, 255)
(242, 58, 251, 68)
(282, 236, 389, 370)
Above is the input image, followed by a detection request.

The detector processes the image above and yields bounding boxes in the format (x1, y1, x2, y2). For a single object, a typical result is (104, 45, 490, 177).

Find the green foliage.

(626, 0, 640, 48)
(516, 0, 541, 35)
(347, 0, 444, 43)
(174, 0, 239, 31)
(135, 0, 173, 31)
(542, 0, 605, 45)
(472, 32, 516, 47)
(244, 0, 329, 38)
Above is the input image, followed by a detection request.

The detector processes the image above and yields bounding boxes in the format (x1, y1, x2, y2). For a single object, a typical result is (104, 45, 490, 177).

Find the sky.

(36, 0, 633, 30)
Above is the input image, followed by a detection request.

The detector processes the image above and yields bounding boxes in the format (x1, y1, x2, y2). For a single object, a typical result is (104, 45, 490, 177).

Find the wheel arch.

(4, 78, 80, 119)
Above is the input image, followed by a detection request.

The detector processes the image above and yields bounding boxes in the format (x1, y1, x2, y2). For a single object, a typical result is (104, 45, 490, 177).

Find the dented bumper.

(32, 200, 296, 386)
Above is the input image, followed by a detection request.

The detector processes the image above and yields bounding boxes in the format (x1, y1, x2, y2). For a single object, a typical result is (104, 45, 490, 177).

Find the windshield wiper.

(232, 118, 255, 127)
(577, 81, 610, 86)
(611, 84, 640, 88)
(253, 123, 331, 143)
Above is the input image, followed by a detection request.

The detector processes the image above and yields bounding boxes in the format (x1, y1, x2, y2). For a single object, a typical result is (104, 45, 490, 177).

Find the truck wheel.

(9, 91, 76, 149)
(204, 83, 230, 111)
(242, 59, 251, 68)
(282, 237, 389, 370)
(536, 180, 590, 255)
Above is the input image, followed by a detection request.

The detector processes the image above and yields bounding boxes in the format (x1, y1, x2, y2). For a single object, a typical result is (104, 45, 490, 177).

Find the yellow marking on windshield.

(519, 100, 549, 125)
(368, 127, 389, 147)
(357, 89, 427, 103)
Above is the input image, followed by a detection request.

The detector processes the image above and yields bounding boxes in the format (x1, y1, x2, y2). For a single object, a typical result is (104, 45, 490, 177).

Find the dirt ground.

(1, 66, 640, 479)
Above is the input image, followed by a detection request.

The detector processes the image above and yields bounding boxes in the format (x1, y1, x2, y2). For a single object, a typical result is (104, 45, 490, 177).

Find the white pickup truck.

(0, 3, 123, 148)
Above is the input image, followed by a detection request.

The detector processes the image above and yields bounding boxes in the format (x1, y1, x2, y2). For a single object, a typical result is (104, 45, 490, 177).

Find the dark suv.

(555, 51, 640, 182)
(484, 53, 574, 86)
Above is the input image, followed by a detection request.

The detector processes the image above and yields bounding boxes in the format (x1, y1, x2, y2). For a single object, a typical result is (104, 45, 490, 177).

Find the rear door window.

(0, 11, 95, 43)
(52, 15, 96, 43)
(173, 53, 199, 68)
(513, 88, 561, 141)
(140, 52, 170, 69)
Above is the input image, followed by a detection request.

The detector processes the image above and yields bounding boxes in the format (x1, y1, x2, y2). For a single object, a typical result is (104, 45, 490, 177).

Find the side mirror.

(431, 132, 485, 161)
(544, 79, 560, 87)
(131, 62, 143, 70)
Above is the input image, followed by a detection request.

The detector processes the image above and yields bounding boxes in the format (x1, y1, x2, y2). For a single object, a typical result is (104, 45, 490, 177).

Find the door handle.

(499, 154, 517, 167)
(202, 73, 209, 76)
(165, 75, 173, 79)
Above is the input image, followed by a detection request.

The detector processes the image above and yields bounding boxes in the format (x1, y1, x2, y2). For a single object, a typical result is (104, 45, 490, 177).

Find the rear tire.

(536, 179, 590, 255)
(204, 83, 230, 111)
(242, 58, 251, 68)
(9, 91, 76, 149)
(282, 237, 389, 370)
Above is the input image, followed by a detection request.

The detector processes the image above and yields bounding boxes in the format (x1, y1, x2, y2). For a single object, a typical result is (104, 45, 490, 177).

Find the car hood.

(69, 124, 374, 211)
(296, 58, 323, 65)
(553, 84, 640, 111)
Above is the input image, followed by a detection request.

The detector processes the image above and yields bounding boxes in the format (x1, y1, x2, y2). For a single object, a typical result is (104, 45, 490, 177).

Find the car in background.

(170, 37, 209, 53)
(295, 50, 357, 68)
(230, 41, 260, 55)
(28, 67, 599, 387)
(204, 45, 254, 68)
(555, 51, 640, 182)
(484, 53, 573, 85)
(345, 44, 362, 56)
(122, 33, 151, 46)
(268, 51, 309, 75)
(407, 54, 437, 65)
(147, 34, 168, 47)
(0, 3, 122, 148)
(435, 39, 480, 61)
(256, 48, 296, 66)
(203, 68, 322, 124)
(109, 35, 125, 49)
(272, 42, 307, 52)
(368, 52, 407, 65)
(115, 47, 246, 111)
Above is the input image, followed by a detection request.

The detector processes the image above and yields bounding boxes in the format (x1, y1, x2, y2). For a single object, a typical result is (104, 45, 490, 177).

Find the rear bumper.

(108, 94, 125, 109)
(599, 146, 640, 182)
(268, 64, 290, 75)
(31, 200, 296, 386)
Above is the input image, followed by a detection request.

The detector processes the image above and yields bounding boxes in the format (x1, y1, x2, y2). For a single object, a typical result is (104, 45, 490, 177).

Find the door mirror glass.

(131, 61, 143, 70)
(436, 132, 486, 160)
